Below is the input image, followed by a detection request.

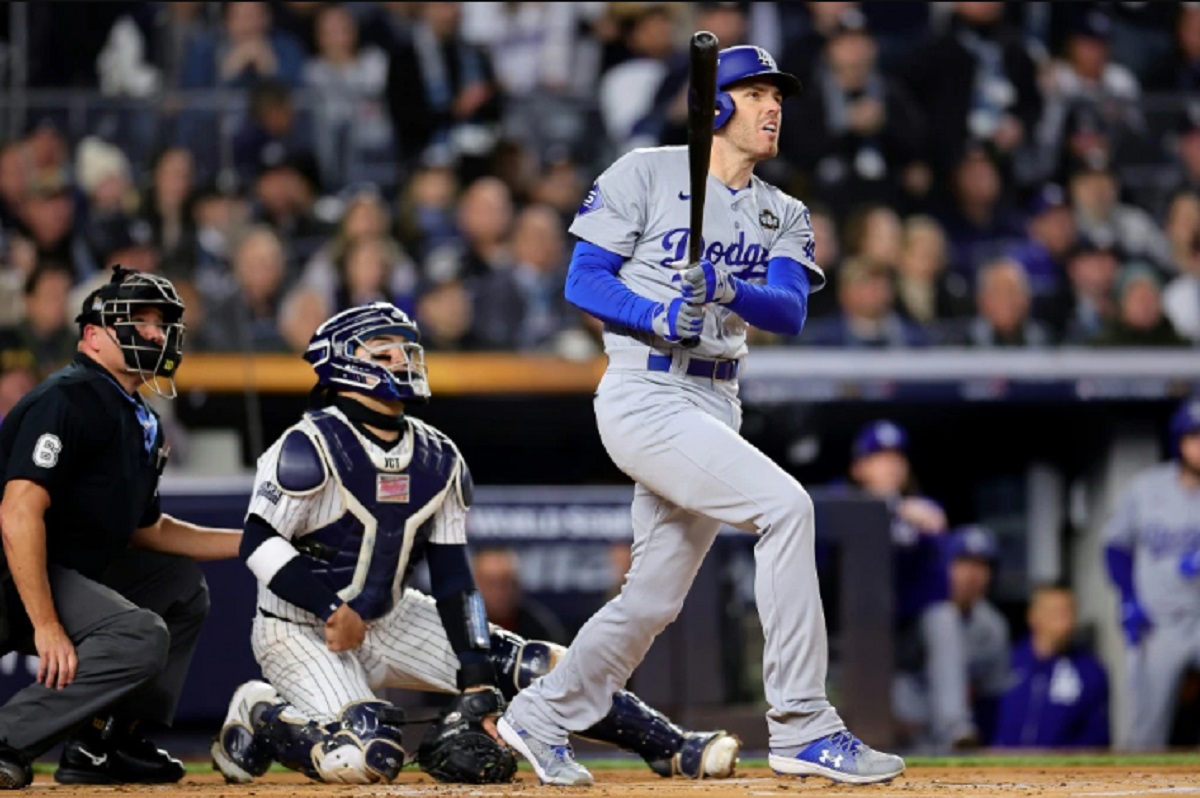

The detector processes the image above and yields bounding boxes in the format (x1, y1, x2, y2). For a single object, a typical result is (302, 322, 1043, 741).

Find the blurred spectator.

(804, 203, 843, 320)
(1057, 240, 1121, 344)
(385, 2, 503, 181)
(24, 121, 71, 195)
(415, 278, 479, 351)
(425, 176, 514, 283)
(1037, 11, 1148, 185)
(529, 155, 587, 230)
(1158, 113, 1200, 218)
(396, 161, 460, 263)
(993, 583, 1110, 749)
(277, 284, 331, 354)
(20, 178, 93, 281)
(598, 5, 678, 153)
(472, 546, 569, 644)
(779, 1, 862, 90)
(0, 329, 37, 421)
(16, 263, 77, 376)
(894, 215, 971, 328)
(271, 1, 323, 55)
(190, 182, 253, 302)
(140, 147, 198, 277)
(1089, 264, 1190, 349)
(470, 204, 580, 352)
(333, 234, 418, 316)
(304, 3, 392, 191)
(1007, 184, 1076, 320)
(943, 525, 1011, 744)
(783, 11, 928, 220)
(800, 256, 929, 348)
(0, 141, 30, 233)
(157, 2, 214, 90)
(460, 2, 581, 99)
(179, 0, 307, 89)
(947, 257, 1052, 348)
(935, 144, 1026, 280)
(845, 204, 903, 272)
(1069, 161, 1173, 270)
(841, 420, 973, 752)
(301, 189, 395, 307)
(1163, 192, 1200, 343)
(898, 1, 1042, 182)
(1145, 4, 1200, 94)
(198, 226, 289, 352)
(232, 80, 317, 186)
(250, 156, 333, 268)
(76, 137, 141, 261)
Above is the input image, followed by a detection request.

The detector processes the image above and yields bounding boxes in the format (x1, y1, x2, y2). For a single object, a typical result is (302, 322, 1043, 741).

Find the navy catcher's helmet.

(76, 265, 186, 398)
(305, 302, 430, 403)
(1169, 396, 1200, 458)
(713, 45, 802, 130)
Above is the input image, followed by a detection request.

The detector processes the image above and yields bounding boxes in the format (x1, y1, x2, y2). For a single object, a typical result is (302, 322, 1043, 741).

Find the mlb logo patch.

(377, 474, 411, 503)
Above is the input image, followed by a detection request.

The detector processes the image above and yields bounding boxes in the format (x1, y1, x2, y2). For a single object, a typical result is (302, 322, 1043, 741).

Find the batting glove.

(1180, 550, 1200, 580)
(1120, 598, 1153, 647)
(680, 259, 738, 305)
(651, 298, 705, 342)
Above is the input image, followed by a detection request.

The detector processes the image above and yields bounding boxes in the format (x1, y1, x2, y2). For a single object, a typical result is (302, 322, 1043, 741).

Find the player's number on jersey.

(33, 433, 62, 468)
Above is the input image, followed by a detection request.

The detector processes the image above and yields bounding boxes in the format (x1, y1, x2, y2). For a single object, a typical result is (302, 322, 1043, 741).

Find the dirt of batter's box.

(30, 766, 1200, 797)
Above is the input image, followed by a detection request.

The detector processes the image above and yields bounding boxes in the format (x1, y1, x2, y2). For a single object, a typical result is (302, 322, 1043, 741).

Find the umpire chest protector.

(284, 409, 463, 619)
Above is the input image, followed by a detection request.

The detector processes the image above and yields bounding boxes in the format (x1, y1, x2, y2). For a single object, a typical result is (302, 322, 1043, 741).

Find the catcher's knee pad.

(488, 629, 565, 701)
(326, 700, 406, 783)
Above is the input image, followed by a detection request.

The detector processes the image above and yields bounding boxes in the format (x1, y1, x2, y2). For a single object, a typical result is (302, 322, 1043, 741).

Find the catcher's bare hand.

(34, 622, 76, 690)
(325, 603, 366, 652)
(464, 685, 503, 744)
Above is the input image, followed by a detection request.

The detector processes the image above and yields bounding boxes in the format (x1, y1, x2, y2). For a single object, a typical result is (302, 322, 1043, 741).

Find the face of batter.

(720, 78, 783, 161)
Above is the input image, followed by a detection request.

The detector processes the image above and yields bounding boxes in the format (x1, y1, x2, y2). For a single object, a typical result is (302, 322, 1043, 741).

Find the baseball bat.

(682, 30, 719, 348)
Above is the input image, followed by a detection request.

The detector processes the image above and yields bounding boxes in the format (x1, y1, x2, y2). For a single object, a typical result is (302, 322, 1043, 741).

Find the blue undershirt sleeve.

(1104, 544, 1137, 604)
(726, 257, 811, 336)
(564, 240, 659, 334)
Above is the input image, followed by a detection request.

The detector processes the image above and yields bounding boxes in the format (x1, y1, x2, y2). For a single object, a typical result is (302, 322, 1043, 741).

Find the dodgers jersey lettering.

(1103, 462, 1200, 621)
(571, 146, 824, 360)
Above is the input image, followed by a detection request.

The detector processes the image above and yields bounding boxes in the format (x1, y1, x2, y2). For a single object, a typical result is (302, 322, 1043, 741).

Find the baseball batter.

(210, 302, 740, 785)
(498, 45, 905, 786)
(1104, 397, 1200, 750)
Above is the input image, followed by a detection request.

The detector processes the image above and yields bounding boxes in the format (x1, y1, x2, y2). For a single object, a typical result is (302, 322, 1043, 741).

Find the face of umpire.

(80, 306, 168, 393)
(720, 78, 783, 161)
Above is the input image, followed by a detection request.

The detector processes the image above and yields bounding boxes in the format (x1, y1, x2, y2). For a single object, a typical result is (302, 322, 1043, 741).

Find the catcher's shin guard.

(212, 680, 279, 783)
(256, 703, 333, 781)
(331, 701, 406, 782)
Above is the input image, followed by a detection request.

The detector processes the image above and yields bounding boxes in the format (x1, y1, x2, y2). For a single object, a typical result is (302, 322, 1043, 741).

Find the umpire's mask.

(76, 265, 187, 398)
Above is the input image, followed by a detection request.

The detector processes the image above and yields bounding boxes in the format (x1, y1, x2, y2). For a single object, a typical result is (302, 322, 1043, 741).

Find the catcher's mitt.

(416, 687, 518, 784)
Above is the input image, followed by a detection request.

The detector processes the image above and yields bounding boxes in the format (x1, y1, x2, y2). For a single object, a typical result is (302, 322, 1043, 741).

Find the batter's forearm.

(726, 256, 811, 336)
(1104, 544, 1137, 602)
(565, 241, 658, 334)
(0, 507, 59, 630)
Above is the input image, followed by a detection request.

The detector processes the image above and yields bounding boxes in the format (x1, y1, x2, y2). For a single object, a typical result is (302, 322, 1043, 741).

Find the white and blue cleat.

(497, 713, 595, 786)
(769, 730, 905, 784)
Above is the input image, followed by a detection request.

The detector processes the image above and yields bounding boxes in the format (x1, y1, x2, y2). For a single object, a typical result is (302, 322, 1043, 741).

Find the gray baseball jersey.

(1103, 461, 1200, 749)
(569, 145, 824, 359)
(1103, 462, 1200, 622)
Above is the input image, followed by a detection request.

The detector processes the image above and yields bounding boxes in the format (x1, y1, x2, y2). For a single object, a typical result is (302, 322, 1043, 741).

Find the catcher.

(211, 302, 740, 785)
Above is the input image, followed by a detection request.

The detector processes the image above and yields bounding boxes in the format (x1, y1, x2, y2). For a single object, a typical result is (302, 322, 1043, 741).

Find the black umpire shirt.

(0, 353, 167, 579)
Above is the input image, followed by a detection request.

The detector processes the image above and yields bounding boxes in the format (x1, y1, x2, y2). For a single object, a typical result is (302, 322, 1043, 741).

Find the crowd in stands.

(0, 0, 1197, 379)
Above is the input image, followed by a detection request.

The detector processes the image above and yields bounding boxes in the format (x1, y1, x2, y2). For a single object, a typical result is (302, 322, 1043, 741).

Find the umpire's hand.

(325, 603, 367, 652)
(34, 622, 77, 690)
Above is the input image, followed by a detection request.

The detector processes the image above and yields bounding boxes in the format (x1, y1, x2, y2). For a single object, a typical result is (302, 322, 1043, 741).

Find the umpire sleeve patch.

(276, 430, 327, 493)
(32, 434, 62, 468)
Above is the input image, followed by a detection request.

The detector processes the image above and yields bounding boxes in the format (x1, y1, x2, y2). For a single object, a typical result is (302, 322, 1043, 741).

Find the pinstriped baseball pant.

(507, 368, 846, 749)
(251, 589, 462, 723)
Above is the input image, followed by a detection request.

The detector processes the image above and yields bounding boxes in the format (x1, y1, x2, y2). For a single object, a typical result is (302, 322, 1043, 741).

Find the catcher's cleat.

(769, 730, 905, 785)
(648, 731, 740, 779)
(211, 680, 280, 783)
(0, 743, 32, 790)
(55, 719, 184, 785)
(496, 714, 593, 787)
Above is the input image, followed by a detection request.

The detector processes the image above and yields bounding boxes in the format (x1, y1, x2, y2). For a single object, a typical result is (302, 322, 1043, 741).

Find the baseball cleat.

(769, 730, 905, 785)
(0, 743, 31, 790)
(497, 713, 594, 786)
(211, 680, 280, 783)
(649, 731, 741, 779)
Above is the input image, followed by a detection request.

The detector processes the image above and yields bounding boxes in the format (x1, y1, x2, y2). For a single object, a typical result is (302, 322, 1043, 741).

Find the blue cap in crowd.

(1028, 184, 1067, 217)
(948, 525, 999, 562)
(1072, 10, 1112, 41)
(852, 420, 908, 460)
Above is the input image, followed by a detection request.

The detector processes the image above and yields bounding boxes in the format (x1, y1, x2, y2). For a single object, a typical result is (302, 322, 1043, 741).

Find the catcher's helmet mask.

(305, 302, 430, 404)
(76, 265, 187, 399)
